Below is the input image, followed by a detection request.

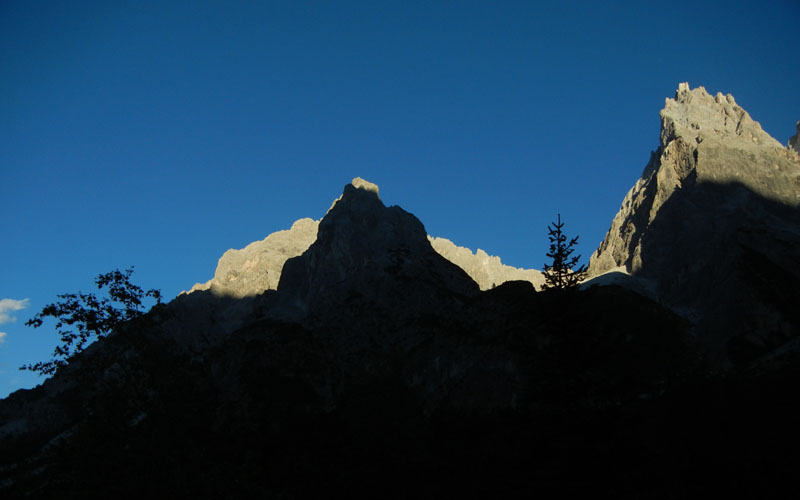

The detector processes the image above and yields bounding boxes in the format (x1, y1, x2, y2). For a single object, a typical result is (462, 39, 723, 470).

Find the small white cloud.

(0, 332, 6, 344)
(0, 298, 30, 324)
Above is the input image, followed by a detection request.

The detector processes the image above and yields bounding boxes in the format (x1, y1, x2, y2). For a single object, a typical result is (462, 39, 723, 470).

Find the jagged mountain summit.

(276, 178, 480, 325)
(589, 82, 800, 365)
(187, 177, 543, 296)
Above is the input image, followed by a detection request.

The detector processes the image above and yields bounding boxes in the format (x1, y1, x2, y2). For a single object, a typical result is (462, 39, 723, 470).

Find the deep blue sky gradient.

(2, 0, 799, 396)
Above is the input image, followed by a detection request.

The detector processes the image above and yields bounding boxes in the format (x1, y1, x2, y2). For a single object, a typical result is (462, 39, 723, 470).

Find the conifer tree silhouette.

(541, 214, 586, 290)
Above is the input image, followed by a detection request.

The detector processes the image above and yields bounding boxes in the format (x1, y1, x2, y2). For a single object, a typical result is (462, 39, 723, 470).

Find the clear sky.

(1, 0, 798, 397)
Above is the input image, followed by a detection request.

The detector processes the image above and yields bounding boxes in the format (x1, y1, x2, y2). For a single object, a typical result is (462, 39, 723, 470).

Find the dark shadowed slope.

(1, 179, 696, 499)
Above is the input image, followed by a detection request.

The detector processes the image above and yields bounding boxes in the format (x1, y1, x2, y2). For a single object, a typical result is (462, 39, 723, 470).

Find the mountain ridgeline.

(588, 83, 800, 366)
(2, 84, 799, 498)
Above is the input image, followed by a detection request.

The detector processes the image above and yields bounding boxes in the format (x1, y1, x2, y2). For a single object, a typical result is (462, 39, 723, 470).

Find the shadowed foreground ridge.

(2, 86, 800, 498)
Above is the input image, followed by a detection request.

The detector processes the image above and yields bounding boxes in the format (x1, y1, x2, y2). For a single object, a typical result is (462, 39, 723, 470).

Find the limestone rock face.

(428, 236, 544, 290)
(590, 83, 800, 276)
(589, 83, 800, 364)
(185, 218, 319, 298)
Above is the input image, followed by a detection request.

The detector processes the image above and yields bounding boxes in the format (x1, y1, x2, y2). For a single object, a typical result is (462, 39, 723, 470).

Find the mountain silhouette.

(3, 84, 800, 498)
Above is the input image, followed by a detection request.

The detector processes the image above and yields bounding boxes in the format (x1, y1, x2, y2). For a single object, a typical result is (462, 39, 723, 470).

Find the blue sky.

(1, 0, 798, 397)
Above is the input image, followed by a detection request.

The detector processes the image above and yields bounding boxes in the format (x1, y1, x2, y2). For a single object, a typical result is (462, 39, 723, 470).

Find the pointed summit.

(590, 83, 800, 277)
(589, 83, 800, 365)
(661, 82, 782, 150)
(350, 176, 379, 196)
(278, 178, 479, 323)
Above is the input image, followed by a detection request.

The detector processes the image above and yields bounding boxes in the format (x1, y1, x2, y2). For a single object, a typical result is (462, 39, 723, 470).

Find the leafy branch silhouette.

(22, 267, 162, 375)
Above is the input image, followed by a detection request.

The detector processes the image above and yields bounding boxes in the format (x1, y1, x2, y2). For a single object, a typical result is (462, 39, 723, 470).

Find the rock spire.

(588, 83, 800, 364)
(277, 179, 480, 322)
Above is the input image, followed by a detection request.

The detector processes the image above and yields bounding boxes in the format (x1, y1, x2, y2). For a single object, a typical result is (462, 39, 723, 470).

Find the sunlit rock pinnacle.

(588, 83, 800, 364)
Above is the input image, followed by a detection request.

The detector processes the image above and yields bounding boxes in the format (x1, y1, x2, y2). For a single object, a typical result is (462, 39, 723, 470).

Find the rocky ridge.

(428, 236, 544, 290)
(187, 177, 542, 296)
(589, 83, 800, 364)
(590, 83, 799, 277)
(186, 217, 319, 298)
